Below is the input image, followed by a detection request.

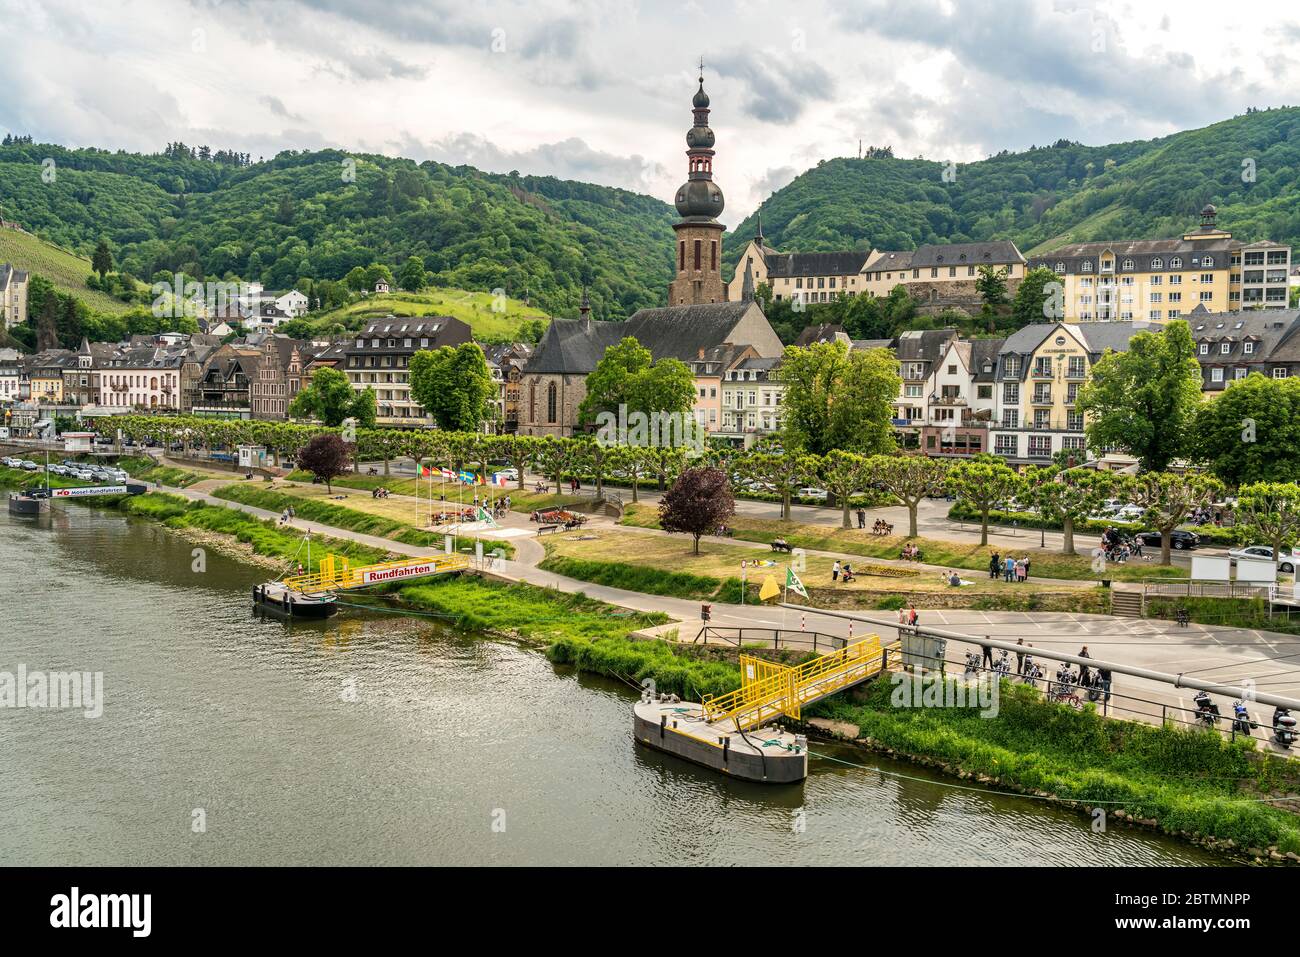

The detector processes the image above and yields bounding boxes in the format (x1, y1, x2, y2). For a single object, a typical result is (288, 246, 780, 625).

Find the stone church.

(517, 69, 783, 438)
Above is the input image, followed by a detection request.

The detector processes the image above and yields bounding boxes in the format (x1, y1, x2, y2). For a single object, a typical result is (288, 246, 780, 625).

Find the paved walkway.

(151, 470, 1300, 748)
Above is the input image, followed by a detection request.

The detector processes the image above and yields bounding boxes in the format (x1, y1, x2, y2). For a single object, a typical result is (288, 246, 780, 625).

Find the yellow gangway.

(701, 636, 895, 731)
(282, 553, 470, 594)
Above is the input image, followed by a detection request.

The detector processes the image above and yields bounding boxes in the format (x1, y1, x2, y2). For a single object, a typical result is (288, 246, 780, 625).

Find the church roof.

(764, 250, 872, 278)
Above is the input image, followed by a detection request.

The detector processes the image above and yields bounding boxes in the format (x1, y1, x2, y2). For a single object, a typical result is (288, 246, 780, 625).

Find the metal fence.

(693, 625, 848, 654)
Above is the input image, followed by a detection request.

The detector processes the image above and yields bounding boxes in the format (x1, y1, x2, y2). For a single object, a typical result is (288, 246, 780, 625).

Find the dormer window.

(1122, 259, 1134, 270)
(1244, 341, 1255, 355)
(1054, 262, 1065, 274)
(1199, 343, 1209, 355)
(1203, 256, 1214, 267)
(1152, 258, 1163, 269)
(1171, 257, 1182, 269)
(1221, 342, 1231, 354)
(1082, 261, 1093, 272)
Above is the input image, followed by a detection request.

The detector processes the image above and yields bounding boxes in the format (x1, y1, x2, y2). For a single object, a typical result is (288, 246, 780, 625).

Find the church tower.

(668, 66, 727, 306)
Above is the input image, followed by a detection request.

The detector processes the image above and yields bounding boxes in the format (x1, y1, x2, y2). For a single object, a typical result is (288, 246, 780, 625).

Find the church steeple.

(669, 61, 728, 306)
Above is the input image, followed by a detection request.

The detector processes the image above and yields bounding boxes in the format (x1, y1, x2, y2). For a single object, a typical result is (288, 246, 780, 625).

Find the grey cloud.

(710, 50, 835, 123)
(751, 165, 797, 200)
(259, 95, 304, 122)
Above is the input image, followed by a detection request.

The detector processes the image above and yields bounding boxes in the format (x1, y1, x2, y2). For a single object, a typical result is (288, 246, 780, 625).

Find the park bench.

(537, 524, 561, 535)
(771, 541, 793, 553)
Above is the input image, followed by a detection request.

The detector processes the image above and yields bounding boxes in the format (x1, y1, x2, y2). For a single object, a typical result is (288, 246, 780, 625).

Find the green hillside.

(0, 228, 133, 314)
(303, 287, 551, 342)
(726, 107, 1300, 274)
(0, 143, 675, 321)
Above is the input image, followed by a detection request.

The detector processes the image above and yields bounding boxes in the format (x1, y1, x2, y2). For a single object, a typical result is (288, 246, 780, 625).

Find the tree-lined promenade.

(104, 413, 1300, 567)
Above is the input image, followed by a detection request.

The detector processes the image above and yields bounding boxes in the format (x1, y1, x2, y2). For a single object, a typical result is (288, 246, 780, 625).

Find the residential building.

(0, 264, 29, 330)
(341, 316, 473, 428)
(1027, 206, 1292, 323)
(862, 242, 1027, 306)
(188, 344, 262, 418)
(889, 328, 961, 439)
(0, 358, 19, 403)
(918, 337, 1003, 458)
(719, 356, 783, 440)
(251, 335, 313, 420)
(1190, 307, 1300, 390)
(483, 342, 533, 433)
(691, 342, 760, 437)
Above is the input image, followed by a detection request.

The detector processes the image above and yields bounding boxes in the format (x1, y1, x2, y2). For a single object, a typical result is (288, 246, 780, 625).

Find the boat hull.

(253, 583, 337, 619)
(7, 493, 50, 516)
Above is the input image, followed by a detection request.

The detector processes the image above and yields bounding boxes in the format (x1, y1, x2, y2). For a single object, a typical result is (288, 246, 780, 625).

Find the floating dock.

(255, 552, 471, 618)
(633, 635, 898, 783)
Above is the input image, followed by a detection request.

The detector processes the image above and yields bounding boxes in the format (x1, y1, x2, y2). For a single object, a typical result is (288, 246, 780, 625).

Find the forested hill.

(0, 142, 676, 321)
(725, 107, 1300, 273)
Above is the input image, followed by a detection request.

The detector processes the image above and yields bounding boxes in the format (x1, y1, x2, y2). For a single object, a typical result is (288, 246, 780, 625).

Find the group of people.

(277, 505, 296, 526)
(899, 543, 923, 561)
(967, 639, 1113, 703)
(1101, 527, 1144, 563)
(869, 518, 894, 535)
(896, 604, 920, 628)
(942, 569, 970, 587)
(371, 487, 392, 499)
(989, 552, 1031, 582)
(1189, 507, 1224, 527)
(830, 560, 857, 583)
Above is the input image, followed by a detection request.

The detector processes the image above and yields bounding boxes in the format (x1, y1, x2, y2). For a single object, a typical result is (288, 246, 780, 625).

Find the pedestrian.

(857, 508, 866, 529)
(1015, 637, 1025, 674)
(989, 552, 1001, 580)
(908, 604, 919, 628)
(1077, 645, 1092, 685)
(831, 560, 841, 582)
(981, 640, 994, 669)
(1097, 666, 1112, 704)
(1004, 556, 1015, 583)
(1014, 558, 1024, 582)
(1022, 555, 1031, 581)
(897, 606, 908, 627)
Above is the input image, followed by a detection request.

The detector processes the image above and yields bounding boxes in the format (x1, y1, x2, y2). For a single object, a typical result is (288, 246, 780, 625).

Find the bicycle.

(1047, 682, 1083, 710)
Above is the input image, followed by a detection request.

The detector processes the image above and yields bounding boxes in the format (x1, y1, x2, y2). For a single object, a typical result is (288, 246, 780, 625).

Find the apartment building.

(862, 241, 1027, 302)
(918, 337, 1003, 458)
(890, 328, 960, 440)
(1190, 307, 1300, 390)
(1027, 206, 1292, 323)
(719, 357, 783, 440)
(0, 264, 29, 330)
(342, 316, 473, 428)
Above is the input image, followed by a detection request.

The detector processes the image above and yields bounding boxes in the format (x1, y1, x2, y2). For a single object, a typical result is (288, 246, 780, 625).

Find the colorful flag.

(458, 470, 475, 484)
(476, 506, 499, 528)
(786, 567, 808, 599)
(420, 465, 432, 477)
(439, 467, 456, 480)
(490, 473, 509, 487)
(759, 574, 780, 602)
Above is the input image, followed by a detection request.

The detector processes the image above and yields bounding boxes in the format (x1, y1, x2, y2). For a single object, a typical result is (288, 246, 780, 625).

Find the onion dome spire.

(674, 61, 724, 222)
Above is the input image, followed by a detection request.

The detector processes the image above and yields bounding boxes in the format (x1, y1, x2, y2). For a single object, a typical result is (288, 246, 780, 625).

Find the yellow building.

(1028, 205, 1292, 323)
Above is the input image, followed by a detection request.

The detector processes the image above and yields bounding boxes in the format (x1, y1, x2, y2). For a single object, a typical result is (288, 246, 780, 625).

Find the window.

(693, 240, 701, 271)
(1150, 292, 1163, 303)
(1211, 368, 1224, 383)
(1002, 383, 1019, 404)
(1235, 368, 1248, 380)
(1054, 262, 1065, 274)
(1200, 291, 1213, 302)
(1151, 258, 1163, 269)
(1150, 275, 1162, 285)
(1199, 343, 1209, 356)
(995, 434, 1018, 457)
(1122, 259, 1134, 270)
(1067, 356, 1086, 378)
(1274, 368, 1289, 379)
(1221, 342, 1231, 355)
(1082, 261, 1093, 272)
(546, 382, 557, 423)
(1200, 273, 1214, 284)
(1171, 257, 1182, 269)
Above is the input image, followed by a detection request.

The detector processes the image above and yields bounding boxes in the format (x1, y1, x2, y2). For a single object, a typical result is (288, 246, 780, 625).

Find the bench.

(771, 542, 793, 553)
(537, 524, 561, 536)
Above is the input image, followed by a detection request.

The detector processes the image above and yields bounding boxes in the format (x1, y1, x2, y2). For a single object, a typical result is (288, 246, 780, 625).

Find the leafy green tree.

(947, 455, 1024, 546)
(975, 264, 1008, 307)
(397, 255, 427, 292)
(777, 340, 900, 455)
(92, 238, 114, 280)
(1010, 266, 1060, 329)
(1191, 374, 1300, 485)
(735, 451, 818, 521)
(289, 366, 374, 428)
(409, 343, 495, 432)
(533, 436, 577, 489)
(1235, 482, 1300, 564)
(1125, 471, 1224, 565)
(1026, 466, 1115, 555)
(608, 444, 652, 503)
(869, 454, 948, 537)
(1077, 320, 1203, 472)
(577, 336, 694, 428)
(817, 450, 870, 528)
(492, 434, 538, 491)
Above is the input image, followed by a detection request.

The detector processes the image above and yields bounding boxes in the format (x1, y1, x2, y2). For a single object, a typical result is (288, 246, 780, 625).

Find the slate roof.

(1026, 235, 1271, 272)
(793, 323, 845, 347)
(0, 263, 30, 288)
(893, 328, 958, 363)
(851, 338, 894, 351)
(525, 302, 767, 375)
(1190, 309, 1300, 363)
(969, 338, 1004, 381)
(763, 250, 872, 278)
(909, 241, 1025, 269)
(864, 250, 913, 274)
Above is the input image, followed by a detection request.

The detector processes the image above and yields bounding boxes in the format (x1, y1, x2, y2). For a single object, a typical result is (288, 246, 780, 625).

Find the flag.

(759, 574, 780, 602)
(439, 467, 456, 480)
(490, 473, 509, 487)
(458, 470, 475, 484)
(420, 465, 432, 477)
(786, 567, 809, 599)
(476, 506, 499, 528)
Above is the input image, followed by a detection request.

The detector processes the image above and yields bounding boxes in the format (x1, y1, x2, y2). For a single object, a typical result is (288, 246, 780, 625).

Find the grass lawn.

(114, 455, 208, 488)
(619, 503, 1186, 585)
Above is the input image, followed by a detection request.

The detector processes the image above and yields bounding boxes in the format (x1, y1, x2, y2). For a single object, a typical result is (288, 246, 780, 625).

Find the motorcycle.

(1193, 690, 1221, 729)
(1273, 707, 1297, 749)
(1231, 700, 1253, 737)
(993, 649, 1011, 678)
(963, 651, 982, 680)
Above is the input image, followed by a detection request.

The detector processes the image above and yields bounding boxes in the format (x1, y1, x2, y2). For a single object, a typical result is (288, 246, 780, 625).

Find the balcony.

(929, 393, 967, 406)
(1030, 393, 1053, 406)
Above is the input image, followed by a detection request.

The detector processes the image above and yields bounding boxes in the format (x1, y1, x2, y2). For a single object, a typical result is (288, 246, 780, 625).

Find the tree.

(659, 467, 735, 554)
(290, 367, 374, 428)
(609, 444, 651, 503)
(1077, 321, 1203, 472)
(975, 264, 1008, 308)
(397, 255, 427, 292)
(534, 436, 577, 490)
(1010, 266, 1060, 330)
(493, 434, 538, 491)
(92, 238, 114, 280)
(947, 455, 1024, 546)
(1126, 471, 1224, 565)
(869, 454, 948, 537)
(777, 340, 900, 455)
(818, 450, 869, 528)
(577, 336, 694, 428)
(1235, 482, 1300, 565)
(297, 434, 351, 493)
(1027, 466, 1115, 555)
(1191, 374, 1300, 485)
(409, 343, 495, 432)
(735, 451, 818, 521)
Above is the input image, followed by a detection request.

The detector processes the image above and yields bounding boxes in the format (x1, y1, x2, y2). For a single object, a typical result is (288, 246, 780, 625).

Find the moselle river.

(0, 503, 1221, 866)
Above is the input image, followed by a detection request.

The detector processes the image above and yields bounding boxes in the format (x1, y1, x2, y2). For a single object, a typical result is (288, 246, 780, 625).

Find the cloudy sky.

(2, 0, 1299, 221)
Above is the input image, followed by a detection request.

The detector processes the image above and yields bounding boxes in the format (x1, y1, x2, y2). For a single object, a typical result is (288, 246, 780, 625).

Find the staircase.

(1110, 587, 1144, 618)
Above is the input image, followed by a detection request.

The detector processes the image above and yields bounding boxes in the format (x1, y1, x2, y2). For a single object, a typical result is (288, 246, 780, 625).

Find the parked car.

(47, 465, 68, 476)
(70, 469, 94, 481)
(1229, 545, 1296, 574)
(495, 467, 519, 482)
(796, 487, 829, 502)
(1, 456, 17, 467)
(20, 460, 38, 471)
(1136, 529, 1202, 550)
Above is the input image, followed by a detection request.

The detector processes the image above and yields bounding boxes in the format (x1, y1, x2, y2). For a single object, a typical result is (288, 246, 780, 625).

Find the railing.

(700, 636, 895, 730)
(1141, 579, 1276, 600)
(283, 553, 469, 594)
(693, 626, 847, 653)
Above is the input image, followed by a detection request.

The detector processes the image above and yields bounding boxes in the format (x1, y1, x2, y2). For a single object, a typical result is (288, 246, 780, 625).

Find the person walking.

(908, 604, 919, 628)
(831, 560, 841, 582)
(989, 552, 1001, 580)
(857, 508, 866, 529)
(1015, 637, 1025, 675)
(1097, 666, 1112, 705)
(1023, 555, 1031, 581)
(1077, 645, 1092, 685)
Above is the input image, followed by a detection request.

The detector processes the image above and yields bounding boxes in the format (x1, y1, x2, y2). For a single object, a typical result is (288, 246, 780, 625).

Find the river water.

(0, 502, 1220, 865)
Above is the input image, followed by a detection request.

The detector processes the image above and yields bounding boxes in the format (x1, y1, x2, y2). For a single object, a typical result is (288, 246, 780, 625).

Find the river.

(0, 501, 1221, 865)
